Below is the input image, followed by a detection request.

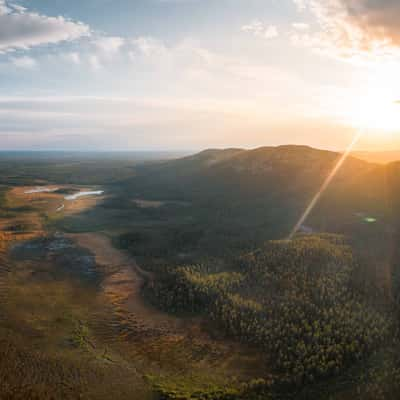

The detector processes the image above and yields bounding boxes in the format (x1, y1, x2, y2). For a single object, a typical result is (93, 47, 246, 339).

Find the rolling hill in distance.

(122, 144, 399, 292)
(131, 145, 390, 232)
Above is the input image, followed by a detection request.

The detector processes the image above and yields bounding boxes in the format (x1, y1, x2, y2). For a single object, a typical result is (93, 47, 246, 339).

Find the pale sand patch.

(12, 186, 61, 200)
(24, 187, 59, 194)
(62, 195, 105, 216)
(69, 233, 268, 378)
(67, 232, 182, 332)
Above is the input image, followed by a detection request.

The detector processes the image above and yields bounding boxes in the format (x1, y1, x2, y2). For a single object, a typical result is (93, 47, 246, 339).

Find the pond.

(64, 190, 104, 201)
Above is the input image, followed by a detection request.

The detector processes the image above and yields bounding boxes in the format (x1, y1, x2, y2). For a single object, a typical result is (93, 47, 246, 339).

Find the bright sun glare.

(347, 70, 400, 135)
(351, 97, 400, 133)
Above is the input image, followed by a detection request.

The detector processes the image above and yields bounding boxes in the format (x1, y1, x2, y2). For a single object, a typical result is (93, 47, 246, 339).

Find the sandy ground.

(68, 232, 182, 332)
(68, 232, 267, 379)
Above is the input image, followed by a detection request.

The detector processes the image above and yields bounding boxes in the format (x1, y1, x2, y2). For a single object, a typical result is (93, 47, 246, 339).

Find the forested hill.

(148, 145, 370, 177)
(136, 145, 378, 196)
(126, 145, 389, 239)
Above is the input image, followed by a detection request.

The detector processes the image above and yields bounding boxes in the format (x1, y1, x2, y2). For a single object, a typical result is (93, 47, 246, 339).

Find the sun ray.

(288, 129, 364, 240)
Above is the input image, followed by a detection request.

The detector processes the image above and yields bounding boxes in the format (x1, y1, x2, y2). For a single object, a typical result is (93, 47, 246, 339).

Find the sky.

(0, 0, 400, 151)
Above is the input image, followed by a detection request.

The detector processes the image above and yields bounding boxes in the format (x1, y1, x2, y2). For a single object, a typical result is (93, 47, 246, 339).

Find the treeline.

(147, 235, 392, 390)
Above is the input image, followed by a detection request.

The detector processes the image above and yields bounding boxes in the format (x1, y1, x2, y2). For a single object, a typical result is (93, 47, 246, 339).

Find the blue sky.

(1, 0, 400, 151)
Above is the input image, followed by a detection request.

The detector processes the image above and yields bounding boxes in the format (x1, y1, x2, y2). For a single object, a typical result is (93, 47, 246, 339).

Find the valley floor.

(0, 185, 267, 399)
(69, 232, 184, 332)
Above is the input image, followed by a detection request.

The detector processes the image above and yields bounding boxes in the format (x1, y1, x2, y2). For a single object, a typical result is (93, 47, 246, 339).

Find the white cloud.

(8, 4, 27, 13)
(0, 0, 9, 14)
(0, 0, 90, 52)
(241, 21, 279, 39)
(94, 36, 125, 54)
(131, 37, 168, 56)
(264, 25, 279, 39)
(292, 22, 310, 31)
(11, 55, 37, 69)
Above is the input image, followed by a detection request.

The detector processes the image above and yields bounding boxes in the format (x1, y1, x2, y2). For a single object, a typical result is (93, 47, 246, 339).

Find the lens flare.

(288, 130, 364, 240)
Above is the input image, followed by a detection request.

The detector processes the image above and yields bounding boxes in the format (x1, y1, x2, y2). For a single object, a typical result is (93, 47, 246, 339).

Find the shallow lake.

(65, 190, 104, 200)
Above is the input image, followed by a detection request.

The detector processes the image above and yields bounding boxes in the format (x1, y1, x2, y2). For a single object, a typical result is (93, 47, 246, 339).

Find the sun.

(350, 96, 400, 133)
(345, 68, 400, 135)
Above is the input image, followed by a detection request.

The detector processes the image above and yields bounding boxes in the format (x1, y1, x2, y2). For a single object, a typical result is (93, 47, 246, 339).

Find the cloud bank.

(0, 0, 89, 52)
(293, 0, 400, 59)
(341, 0, 400, 45)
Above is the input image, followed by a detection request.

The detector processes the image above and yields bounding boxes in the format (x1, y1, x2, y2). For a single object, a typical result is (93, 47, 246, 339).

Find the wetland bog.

(0, 182, 267, 399)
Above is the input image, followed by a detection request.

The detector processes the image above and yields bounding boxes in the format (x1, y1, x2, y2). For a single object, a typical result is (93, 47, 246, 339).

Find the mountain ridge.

(162, 145, 375, 172)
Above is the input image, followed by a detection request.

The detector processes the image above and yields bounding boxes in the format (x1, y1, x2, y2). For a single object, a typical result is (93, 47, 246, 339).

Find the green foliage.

(70, 320, 94, 349)
(361, 364, 400, 399)
(0, 186, 13, 218)
(148, 235, 392, 388)
(146, 375, 273, 400)
(148, 265, 244, 314)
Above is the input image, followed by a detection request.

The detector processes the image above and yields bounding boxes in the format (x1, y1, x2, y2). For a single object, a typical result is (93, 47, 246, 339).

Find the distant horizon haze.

(1, 145, 400, 165)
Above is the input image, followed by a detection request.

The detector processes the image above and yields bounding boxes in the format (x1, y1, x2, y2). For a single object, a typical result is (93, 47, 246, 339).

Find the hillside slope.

(129, 145, 386, 235)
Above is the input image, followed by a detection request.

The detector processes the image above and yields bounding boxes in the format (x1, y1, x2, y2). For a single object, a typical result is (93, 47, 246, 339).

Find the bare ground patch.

(69, 232, 268, 380)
